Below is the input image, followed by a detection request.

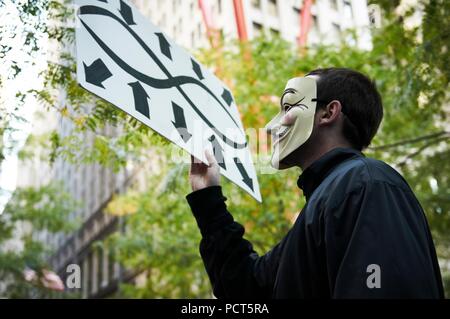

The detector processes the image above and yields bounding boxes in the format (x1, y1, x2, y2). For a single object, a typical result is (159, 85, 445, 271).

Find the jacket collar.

(297, 147, 364, 201)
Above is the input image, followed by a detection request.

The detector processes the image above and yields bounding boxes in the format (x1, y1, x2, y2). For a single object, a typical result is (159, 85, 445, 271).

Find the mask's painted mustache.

(265, 107, 302, 143)
(283, 101, 309, 110)
(283, 97, 309, 112)
(281, 92, 308, 110)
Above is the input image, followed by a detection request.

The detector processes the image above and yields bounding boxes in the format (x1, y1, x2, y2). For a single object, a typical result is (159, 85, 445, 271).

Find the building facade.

(48, 113, 129, 298)
(134, 0, 373, 51)
(16, 103, 131, 297)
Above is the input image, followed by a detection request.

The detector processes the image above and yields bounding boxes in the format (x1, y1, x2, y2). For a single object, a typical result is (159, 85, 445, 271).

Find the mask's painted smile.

(272, 125, 290, 146)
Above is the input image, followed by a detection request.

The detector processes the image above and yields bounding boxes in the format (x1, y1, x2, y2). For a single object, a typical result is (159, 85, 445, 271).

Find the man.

(186, 68, 444, 298)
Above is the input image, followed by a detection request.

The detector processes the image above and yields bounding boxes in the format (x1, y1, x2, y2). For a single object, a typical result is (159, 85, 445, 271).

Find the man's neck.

(298, 140, 354, 171)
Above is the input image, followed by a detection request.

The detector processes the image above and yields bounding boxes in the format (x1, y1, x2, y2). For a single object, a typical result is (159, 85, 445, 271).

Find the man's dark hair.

(306, 68, 383, 151)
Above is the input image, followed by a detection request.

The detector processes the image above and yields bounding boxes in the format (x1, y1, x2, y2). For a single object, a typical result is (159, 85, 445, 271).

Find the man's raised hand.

(189, 149, 221, 192)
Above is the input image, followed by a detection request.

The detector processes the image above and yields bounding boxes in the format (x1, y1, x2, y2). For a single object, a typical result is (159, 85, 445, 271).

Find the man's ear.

(317, 100, 343, 126)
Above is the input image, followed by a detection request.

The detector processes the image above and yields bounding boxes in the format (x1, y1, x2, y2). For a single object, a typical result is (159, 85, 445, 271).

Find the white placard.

(75, 0, 261, 202)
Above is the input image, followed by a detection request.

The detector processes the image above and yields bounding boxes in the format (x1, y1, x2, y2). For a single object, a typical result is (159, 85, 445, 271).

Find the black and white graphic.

(75, 0, 261, 201)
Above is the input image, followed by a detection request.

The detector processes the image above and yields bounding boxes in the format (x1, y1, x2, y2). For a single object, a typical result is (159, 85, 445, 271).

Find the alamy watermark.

(366, 264, 381, 289)
(66, 264, 81, 289)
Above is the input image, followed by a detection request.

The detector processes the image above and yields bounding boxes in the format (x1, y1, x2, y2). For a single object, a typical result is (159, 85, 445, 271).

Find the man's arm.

(186, 151, 283, 298)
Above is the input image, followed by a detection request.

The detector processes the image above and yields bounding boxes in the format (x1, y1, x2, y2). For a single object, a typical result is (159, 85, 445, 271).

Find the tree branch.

(398, 136, 450, 167)
(369, 131, 450, 150)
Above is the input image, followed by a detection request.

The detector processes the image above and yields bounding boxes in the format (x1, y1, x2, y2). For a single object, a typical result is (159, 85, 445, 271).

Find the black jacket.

(186, 148, 444, 298)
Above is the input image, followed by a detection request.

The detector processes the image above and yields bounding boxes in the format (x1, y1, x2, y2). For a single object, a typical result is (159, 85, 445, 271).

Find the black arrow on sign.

(209, 135, 226, 170)
(118, 0, 136, 25)
(128, 82, 150, 118)
(155, 32, 172, 61)
(78, 7, 248, 149)
(83, 58, 112, 88)
(221, 88, 233, 106)
(97, 0, 108, 2)
(233, 157, 253, 191)
(191, 58, 204, 80)
(171, 102, 192, 143)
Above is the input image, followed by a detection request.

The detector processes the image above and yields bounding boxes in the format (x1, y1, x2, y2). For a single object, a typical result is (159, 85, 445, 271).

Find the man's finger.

(190, 154, 205, 174)
(205, 149, 217, 167)
(190, 155, 196, 174)
(191, 154, 203, 164)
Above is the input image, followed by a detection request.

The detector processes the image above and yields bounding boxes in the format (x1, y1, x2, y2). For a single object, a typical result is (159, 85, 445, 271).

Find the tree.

(0, 0, 448, 297)
(0, 183, 78, 298)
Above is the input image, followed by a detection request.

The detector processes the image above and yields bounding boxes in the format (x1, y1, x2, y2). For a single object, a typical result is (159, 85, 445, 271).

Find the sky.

(0, 0, 48, 213)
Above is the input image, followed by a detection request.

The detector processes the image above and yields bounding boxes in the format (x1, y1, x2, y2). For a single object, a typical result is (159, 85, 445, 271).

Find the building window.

(97, 247, 103, 290)
(191, 31, 196, 48)
(108, 249, 115, 282)
(330, 0, 338, 11)
(343, 1, 352, 19)
(311, 15, 318, 33)
(332, 22, 341, 32)
(251, 0, 261, 10)
(331, 22, 341, 41)
(102, 245, 109, 288)
(82, 256, 90, 298)
(267, 0, 278, 16)
(368, 4, 382, 28)
(172, 0, 177, 13)
(160, 13, 166, 28)
(217, 0, 222, 14)
(91, 250, 98, 295)
(270, 28, 280, 37)
(292, 0, 302, 9)
(253, 22, 263, 37)
(369, 13, 376, 26)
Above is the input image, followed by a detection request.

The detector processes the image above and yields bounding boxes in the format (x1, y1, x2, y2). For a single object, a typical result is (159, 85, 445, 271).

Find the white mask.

(265, 77, 317, 170)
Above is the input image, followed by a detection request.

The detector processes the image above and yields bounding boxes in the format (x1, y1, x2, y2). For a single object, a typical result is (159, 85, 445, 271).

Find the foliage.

(0, 0, 448, 298)
(0, 183, 78, 298)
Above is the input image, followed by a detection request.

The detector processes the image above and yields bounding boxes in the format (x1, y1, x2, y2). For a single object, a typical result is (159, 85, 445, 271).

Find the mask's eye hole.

(283, 104, 292, 113)
(282, 96, 307, 113)
(281, 99, 294, 113)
